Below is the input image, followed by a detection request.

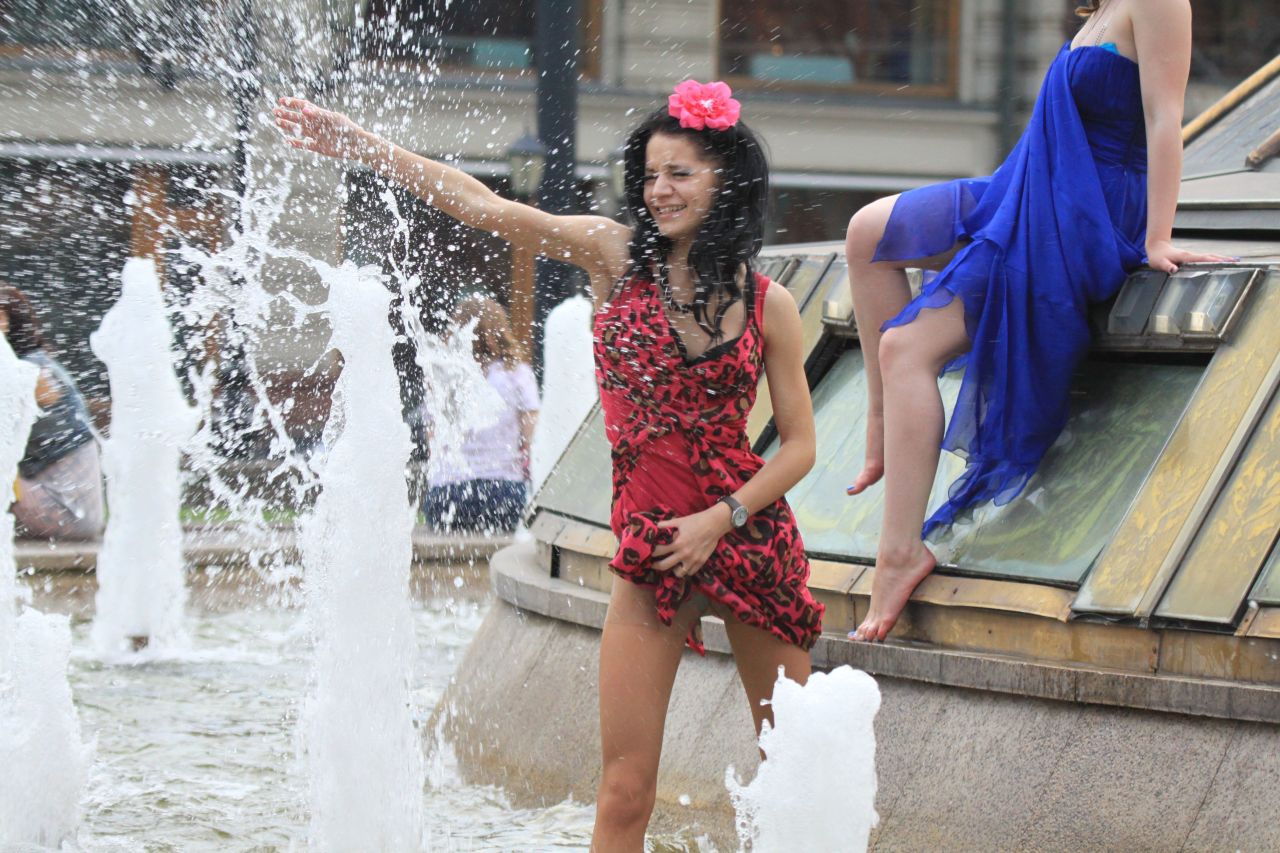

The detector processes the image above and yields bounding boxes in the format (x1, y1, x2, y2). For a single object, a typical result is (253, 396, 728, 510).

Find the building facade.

(0, 0, 1272, 437)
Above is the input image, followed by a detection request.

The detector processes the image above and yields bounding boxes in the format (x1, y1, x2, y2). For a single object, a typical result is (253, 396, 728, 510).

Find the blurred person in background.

(1, 283, 105, 540)
(421, 295, 538, 533)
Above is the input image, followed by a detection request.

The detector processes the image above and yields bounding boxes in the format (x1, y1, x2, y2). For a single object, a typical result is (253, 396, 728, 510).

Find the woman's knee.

(877, 325, 918, 379)
(879, 314, 968, 380)
(845, 196, 897, 263)
(596, 763, 657, 828)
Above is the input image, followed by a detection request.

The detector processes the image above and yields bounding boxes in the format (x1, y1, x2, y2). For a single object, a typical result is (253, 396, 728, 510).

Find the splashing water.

(417, 315, 506, 486)
(727, 666, 880, 852)
(299, 261, 425, 849)
(377, 185, 507, 492)
(0, 335, 90, 846)
(168, 164, 538, 842)
(89, 258, 201, 657)
(530, 294, 598, 492)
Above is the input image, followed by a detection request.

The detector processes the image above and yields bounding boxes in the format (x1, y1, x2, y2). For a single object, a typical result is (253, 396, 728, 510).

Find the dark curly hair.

(620, 107, 769, 342)
(0, 283, 48, 357)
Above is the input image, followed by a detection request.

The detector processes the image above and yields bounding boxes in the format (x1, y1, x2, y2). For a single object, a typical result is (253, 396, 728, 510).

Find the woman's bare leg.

(844, 196, 912, 496)
(591, 581, 703, 853)
(853, 299, 969, 642)
(721, 611, 811, 738)
(844, 198, 964, 497)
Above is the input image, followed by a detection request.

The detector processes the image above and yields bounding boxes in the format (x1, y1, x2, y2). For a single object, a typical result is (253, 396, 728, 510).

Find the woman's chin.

(656, 223, 695, 242)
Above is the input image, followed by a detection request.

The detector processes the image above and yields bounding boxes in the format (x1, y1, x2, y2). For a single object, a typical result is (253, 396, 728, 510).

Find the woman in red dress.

(275, 80, 823, 851)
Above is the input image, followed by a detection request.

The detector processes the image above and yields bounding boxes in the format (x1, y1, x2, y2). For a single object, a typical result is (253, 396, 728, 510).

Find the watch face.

(732, 505, 749, 527)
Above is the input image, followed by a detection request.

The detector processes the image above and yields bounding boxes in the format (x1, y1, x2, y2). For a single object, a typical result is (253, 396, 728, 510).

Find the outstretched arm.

(273, 98, 631, 302)
(651, 282, 816, 578)
(1133, 1, 1230, 272)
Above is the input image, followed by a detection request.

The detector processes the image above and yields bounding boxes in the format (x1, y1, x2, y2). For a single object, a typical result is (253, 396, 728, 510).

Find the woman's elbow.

(1146, 108, 1184, 139)
(786, 434, 816, 476)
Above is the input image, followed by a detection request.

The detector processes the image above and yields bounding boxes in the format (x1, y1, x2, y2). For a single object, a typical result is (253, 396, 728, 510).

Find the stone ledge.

(491, 541, 1280, 725)
(15, 527, 511, 572)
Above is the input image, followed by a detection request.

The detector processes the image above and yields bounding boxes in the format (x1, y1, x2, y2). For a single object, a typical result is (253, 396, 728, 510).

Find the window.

(718, 0, 959, 95)
(1252, 537, 1280, 607)
(362, 0, 602, 78)
(532, 404, 612, 527)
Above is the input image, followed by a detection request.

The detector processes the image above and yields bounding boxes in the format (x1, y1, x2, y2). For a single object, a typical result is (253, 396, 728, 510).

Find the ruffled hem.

(609, 508, 823, 654)
(921, 455, 1034, 540)
(879, 238, 1045, 538)
(872, 178, 988, 265)
(880, 237, 999, 358)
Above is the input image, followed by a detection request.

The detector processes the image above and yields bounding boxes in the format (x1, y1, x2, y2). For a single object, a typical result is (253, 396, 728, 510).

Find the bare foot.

(846, 412, 884, 496)
(849, 543, 936, 642)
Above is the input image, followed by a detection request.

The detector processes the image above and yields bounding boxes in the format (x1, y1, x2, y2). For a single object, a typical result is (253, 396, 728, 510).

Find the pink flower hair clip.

(668, 80, 742, 131)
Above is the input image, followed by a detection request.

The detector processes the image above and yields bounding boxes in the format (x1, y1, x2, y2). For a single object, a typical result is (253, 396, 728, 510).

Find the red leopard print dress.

(593, 270, 824, 653)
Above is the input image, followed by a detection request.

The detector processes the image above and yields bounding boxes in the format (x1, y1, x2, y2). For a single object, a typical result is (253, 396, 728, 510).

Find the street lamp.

(507, 130, 547, 199)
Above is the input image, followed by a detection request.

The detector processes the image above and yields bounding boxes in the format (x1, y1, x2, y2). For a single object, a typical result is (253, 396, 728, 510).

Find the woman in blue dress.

(843, 0, 1230, 642)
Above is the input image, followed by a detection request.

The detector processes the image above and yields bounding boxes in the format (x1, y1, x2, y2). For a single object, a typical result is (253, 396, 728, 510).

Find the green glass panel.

(784, 254, 836, 311)
(532, 404, 613, 527)
(769, 351, 1203, 585)
(749, 254, 844, 442)
(766, 349, 966, 561)
(1250, 538, 1280, 606)
(933, 362, 1203, 583)
(803, 261, 848, 352)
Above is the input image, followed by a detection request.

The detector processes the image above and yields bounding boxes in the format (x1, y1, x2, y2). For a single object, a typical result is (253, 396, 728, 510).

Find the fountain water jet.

(727, 666, 880, 852)
(89, 258, 200, 656)
(530, 294, 597, 493)
(0, 335, 89, 846)
(299, 261, 425, 849)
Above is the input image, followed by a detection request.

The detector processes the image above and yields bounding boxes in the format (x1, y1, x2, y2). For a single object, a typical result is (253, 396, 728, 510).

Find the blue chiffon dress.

(874, 42, 1149, 538)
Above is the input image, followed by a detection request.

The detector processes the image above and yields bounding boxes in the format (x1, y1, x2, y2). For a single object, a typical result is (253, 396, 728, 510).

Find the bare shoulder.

(760, 276, 801, 344)
(560, 214, 632, 270)
(1130, 0, 1192, 76)
(762, 275, 799, 316)
(551, 215, 630, 306)
(1132, 0, 1191, 16)
(1130, 0, 1190, 28)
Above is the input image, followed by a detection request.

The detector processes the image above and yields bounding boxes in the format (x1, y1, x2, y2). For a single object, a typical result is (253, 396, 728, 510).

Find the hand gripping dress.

(874, 43, 1149, 537)
(593, 271, 825, 653)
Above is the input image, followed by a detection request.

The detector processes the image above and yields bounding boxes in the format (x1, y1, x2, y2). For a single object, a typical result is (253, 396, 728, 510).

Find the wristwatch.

(718, 495, 749, 528)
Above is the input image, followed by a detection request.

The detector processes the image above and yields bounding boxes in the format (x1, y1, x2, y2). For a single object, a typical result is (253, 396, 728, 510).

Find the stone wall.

(442, 591, 1280, 852)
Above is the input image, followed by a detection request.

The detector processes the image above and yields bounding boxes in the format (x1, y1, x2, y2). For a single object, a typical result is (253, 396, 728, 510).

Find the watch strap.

(718, 495, 748, 527)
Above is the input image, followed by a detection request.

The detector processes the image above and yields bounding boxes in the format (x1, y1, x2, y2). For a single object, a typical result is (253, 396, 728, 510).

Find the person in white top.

(422, 296, 539, 533)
